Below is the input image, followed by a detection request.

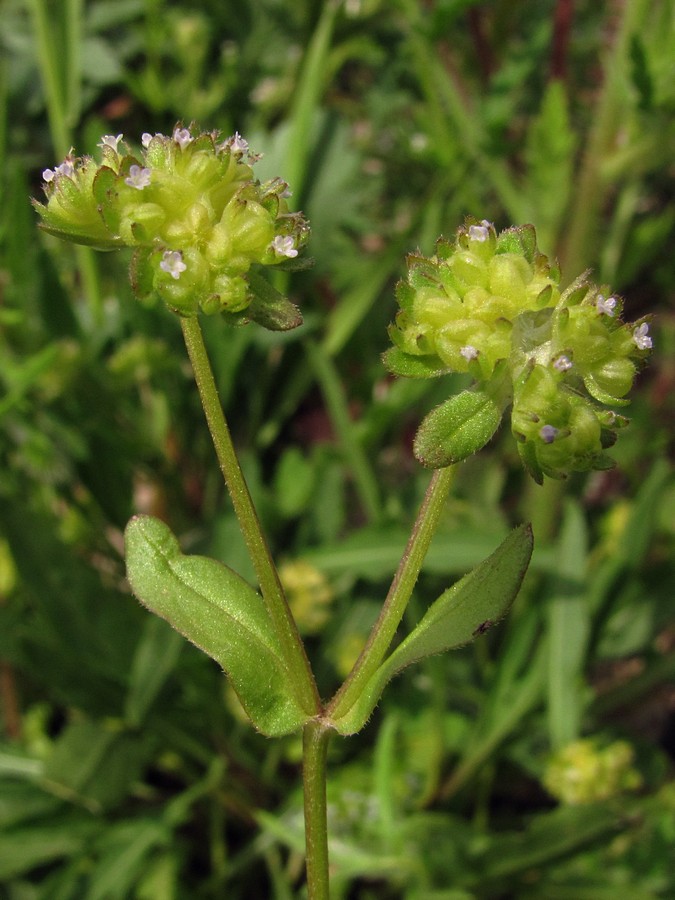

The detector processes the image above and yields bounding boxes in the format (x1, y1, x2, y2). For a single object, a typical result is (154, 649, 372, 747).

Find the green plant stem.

(327, 465, 456, 721)
(180, 316, 320, 717)
(303, 720, 332, 900)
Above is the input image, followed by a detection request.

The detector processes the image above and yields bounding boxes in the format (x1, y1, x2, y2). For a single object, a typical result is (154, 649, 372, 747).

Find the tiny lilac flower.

(540, 424, 559, 444)
(228, 132, 249, 153)
(160, 250, 187, 280)
(460, 345, 479, 361)
(57, 159, 76, 178)
(44, 158, 76, 182)
(271, 235, 298, 258)
(632, 322, 652, 350)
(468, 222, 490, 242)
(173, 127, 192, 150)
(98, 134, 123, 152)
(125, 165, 152, 190)
(141, 133, 154, 148)
(553, 354, 573, 372)
(596, 295, 617, 316)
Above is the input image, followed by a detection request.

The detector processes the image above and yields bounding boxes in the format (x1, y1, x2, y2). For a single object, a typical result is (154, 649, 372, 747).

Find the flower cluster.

(386, 220, 652, 481)
(278, 560, 334, 636)
(34, 126, 309, 324)
(543, 738, 642, 805)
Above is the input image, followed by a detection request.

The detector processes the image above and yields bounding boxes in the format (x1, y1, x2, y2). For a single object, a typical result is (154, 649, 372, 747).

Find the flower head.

(544, 738, 642, 805)
(385, 219, 652, 481)
(33, 124, 309, 323)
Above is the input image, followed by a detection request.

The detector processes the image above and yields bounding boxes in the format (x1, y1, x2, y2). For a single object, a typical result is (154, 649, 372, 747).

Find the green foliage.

(332, 525, 533, 735)
(1, 0, 674, 896)
(125, 515, 310, 736)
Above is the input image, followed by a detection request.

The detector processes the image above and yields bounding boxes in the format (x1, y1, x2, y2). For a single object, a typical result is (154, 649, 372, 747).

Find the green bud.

(203, 274, 250, 315)
(33, 126, 310, 327)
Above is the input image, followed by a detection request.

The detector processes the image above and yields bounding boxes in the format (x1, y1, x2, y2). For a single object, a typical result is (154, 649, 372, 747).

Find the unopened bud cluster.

(386, 220, 652, 481)
(34, 127, 309, 320)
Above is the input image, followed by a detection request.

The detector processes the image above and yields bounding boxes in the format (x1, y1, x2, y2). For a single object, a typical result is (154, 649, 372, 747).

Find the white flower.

(57, 159, 76, 177)
(229, 131, 249, 153)
(468, 220, 492, 243)
(632, 322, 652, 350)
(124, 165, 152, 190)
(539, 424, 559, 444)
(596, 294, 617, 316)
(44, 158, 75, 182)
(98, 134, 123, 152)
(173, 127, 193, 150)
(271, 235, 298, 258)
(553, 354, 573, 372)
(141, 132, 154, 148)
(460, 345, 479, 361)
(160, 250, 187, 280)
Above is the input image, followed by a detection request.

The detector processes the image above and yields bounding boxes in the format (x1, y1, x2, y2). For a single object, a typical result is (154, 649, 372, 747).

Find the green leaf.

(124, 616, 184, 727)
(124, 515, 308, 736)
(382, 346, 447, 378)
(332, 525, 533, 734)
(0, 818, 100, 880)
(414, 389, 503, 468)
(43, 720, 148, 812)
(86, 818, 170, 900)
(246, 269, 303, 331)
(35, 217, 121, 251)
(467, 801, 634, 886)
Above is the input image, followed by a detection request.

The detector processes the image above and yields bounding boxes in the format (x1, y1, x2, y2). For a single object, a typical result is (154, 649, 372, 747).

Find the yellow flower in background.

(279, 560, 333, 636)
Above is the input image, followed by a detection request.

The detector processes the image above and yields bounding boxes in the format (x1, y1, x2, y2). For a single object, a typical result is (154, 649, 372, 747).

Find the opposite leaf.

(124, 515, 308, 736)
(332, 524, 533, 734)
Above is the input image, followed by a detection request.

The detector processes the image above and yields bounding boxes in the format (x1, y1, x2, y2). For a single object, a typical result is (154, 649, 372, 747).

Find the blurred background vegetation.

(1, 0, 674, 896)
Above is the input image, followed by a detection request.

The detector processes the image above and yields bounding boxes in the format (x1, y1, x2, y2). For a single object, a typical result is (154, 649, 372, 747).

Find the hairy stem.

(180, 316, 320, 716)
(327, 465, 456, 721)
(303, 721, 332, 900)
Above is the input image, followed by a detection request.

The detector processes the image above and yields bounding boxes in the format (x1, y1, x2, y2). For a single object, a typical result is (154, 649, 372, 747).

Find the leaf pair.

(126, 516, 532, 738)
